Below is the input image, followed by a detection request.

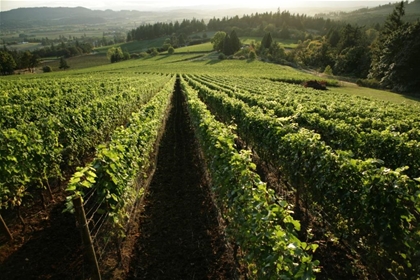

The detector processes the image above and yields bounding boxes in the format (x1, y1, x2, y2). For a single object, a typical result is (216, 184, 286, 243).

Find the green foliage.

(65, 75, 176, 237)
(58, 57, 69, 69)
(368, 2, 420, 92)
(167, 46, 175, 54)
(0, 73, 173, 210)
(42, 65, 53, 72)
(323, 65, 333, 75)
(260, 32, 273, 51)
(0, 51, 16, 75)
(185, 74, 420, 278)
(107, 46, 125, 63)
(123, 52, 130, 60)
(150, 48, 159, 57)
(229, 30, 241, 53)
(222, 34, 234, 56)
(211, 31, 226, 52)
(248, 50, 257, 60)
(182, 76, 319, 279)
(356, 78, 381, 89)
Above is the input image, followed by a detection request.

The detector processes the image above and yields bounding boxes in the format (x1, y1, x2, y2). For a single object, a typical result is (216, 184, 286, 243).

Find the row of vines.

(183, 74, 420, 279)
(181, 76, 319, 279)
(0, 73, 173, 216)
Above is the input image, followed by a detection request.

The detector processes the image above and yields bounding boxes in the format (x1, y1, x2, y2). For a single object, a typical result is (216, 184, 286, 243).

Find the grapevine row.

(0, 73, 173, 210)
(184, 75, 420, 278)
(65, 75, 176, 237)
(188, 75, 420, 178)
(195, 74, 420, 134)
(181, 76, 319, 279)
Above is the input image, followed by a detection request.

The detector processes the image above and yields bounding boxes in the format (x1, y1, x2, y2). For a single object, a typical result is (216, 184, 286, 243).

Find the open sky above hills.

(1, 0, 401, 12)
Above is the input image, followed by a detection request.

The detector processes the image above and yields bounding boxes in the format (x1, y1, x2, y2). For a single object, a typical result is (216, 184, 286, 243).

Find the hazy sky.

(0, 0, 400, 12)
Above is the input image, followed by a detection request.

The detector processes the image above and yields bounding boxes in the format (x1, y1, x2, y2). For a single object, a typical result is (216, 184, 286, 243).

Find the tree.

(59, 57, 69, 70)
(211, 31, 226, 52)
(369, 1, 408, 82)
(0, 51, 16, 75)
(260, 32, 273, 51)
(150, 48, 159, 56)
(230, 30, 241, 53)
(20, 51, 33, 71)
(222, 35, 234, 56)
(178, 33, 187, 46)
(107, 47, 124, 63)
(168, 46, 175, 54)
(279, 24, 291, 39)
(42, 65, 53, 73)
(374, 21, 420, 92)
(248, 50, 257, 60)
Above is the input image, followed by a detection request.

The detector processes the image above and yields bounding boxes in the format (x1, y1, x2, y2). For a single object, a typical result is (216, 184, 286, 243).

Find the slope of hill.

(316, 0, 420, 25)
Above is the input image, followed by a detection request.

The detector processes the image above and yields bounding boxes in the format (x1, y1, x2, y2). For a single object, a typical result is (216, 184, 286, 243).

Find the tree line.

(0, 40, 93, 75)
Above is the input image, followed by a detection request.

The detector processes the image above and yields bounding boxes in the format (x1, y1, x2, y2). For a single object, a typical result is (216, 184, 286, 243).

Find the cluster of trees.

(128, 18, 206, 41)
(287, 23, 372, 78)
(0, 39, 93, 75)
(368, 2, 420, 92)
(0, 48, 39, 74)
(284, 1, 419, 92)
(106, 47, 130, 63)
(32, 41, 93, 59)
(207, 10, 332, 38)
(211, 30, 241, 56)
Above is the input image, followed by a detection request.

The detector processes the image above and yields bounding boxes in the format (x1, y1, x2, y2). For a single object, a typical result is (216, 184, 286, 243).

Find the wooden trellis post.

(0, 214, 13, 241)
(73, 195, 101, 280)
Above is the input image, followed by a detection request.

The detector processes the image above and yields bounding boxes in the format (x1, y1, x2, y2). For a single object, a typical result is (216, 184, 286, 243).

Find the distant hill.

(0, 7, 161, 28)
(316, 0, 420, 25)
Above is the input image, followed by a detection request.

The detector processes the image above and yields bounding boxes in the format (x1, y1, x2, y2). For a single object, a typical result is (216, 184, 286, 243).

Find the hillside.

(316, 0, 420, 25)
(0, 7, 227, 29)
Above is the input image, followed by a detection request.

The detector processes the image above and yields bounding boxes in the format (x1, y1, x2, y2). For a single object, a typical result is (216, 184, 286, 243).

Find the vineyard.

(0, 56, 419, 279)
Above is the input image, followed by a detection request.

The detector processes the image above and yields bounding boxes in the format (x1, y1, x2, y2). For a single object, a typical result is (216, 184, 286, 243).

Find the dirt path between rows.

(127, 78, 237, 279)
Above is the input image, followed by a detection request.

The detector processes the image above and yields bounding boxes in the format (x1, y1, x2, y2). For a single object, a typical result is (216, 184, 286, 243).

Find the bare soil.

(127, 78, 237, 279)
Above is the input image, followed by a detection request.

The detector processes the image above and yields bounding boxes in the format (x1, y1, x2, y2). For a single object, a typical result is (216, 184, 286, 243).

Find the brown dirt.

(0, 186, 84, 280)
(127, 78, 237, 279)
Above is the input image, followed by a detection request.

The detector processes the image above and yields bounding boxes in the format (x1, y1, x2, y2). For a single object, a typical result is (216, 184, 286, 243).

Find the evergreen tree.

(59, 57, 69, 70)
(230, 30, 241, 53)
(223, 35, 234, 56)
(260, 32, 273, 51)
(374, 21, 420, 92)
(369, 1, 407, 81)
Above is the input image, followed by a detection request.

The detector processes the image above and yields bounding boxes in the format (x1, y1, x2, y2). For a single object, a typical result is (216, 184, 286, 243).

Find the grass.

(170, 42, 213, 53)
(241, 37, 299, 49)
(39, 53, 108, 72)
(332, 83, 420, 106)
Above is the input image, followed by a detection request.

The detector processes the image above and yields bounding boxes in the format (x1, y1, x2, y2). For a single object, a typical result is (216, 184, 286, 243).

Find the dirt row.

(126, 78, 237, 279)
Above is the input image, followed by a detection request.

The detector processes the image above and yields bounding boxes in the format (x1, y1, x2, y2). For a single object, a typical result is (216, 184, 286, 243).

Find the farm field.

(1, 53, 419, 279)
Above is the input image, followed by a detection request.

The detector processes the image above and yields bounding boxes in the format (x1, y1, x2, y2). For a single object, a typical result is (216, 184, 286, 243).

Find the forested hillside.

(316, 0, 420, 25)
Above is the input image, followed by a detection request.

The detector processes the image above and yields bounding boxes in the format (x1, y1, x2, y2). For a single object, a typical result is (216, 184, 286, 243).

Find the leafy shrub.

(218, 53, 226, 60)
(248, 50, 257, 60)
(42, 65, 52, 73)
(356, 78, 381, 89)
(303, 80, 327, 90)
(323, 65, 333, 75)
